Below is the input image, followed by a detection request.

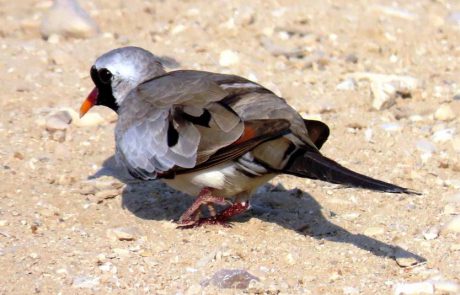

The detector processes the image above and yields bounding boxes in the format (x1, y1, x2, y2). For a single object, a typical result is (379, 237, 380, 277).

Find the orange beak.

(80, 87, 98, 118)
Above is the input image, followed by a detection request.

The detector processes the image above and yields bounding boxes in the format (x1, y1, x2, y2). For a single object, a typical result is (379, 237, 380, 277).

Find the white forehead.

(95, 51, 139, 81)
(93, 46, 164, 82)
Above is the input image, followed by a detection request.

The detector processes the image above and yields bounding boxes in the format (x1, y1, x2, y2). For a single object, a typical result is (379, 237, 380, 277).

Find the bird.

(80, 46, 418, 227)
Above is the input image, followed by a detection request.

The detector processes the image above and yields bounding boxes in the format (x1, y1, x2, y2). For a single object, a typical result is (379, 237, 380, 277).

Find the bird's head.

(80, 46, 166, 117)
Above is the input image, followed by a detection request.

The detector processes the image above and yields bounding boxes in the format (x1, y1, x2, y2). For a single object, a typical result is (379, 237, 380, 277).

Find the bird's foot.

(177, 187, 228, 226)
(177, 201, 250, 229)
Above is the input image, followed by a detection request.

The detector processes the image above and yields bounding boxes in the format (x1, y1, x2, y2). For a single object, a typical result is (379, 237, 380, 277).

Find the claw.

(176, 200, 250, 229)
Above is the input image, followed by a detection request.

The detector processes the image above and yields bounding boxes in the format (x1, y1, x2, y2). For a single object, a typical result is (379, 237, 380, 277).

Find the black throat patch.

(90, 66, 119, 113)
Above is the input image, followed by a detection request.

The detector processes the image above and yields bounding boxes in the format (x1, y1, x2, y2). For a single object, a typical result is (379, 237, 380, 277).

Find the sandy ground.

(0, 0, 460, 294)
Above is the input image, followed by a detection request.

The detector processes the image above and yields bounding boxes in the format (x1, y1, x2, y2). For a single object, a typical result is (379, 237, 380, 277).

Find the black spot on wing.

(167, 121, 179, 147)
(220, 88, 273, 107)
(181, 109, 211, 127)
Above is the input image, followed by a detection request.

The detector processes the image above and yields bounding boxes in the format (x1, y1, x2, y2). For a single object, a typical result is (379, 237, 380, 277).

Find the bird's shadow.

(90, 155, 426, 265)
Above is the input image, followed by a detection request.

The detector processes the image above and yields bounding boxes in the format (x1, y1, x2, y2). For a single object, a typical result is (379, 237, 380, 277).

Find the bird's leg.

(218, 201, 250, 220)
(177, 187, 227, 225)
(179, 201, 251, 228)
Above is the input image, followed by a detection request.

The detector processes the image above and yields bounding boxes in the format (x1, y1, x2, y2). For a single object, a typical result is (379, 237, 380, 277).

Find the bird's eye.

(98, 68, 113, 84)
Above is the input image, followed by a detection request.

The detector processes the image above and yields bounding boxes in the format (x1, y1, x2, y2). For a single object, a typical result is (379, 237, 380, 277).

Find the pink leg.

(179, 201, 250, 229)
(177, 188, 228, 226)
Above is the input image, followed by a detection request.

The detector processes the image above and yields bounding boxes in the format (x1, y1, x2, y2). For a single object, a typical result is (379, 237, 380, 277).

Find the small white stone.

(45, 110, 73, 131)
(76, 112, 105, 127)
(434, 104, 456, 121)
(343, 286, 359, 294)
(430, 280, 460, 293)
(29, 252, 39, 259)
(364, 128, 373, 142)
(112, 248, 130, 257)
(219, 50, 240, 67)
(336, 78, 356, 91)
(380, 123, 402, 132)
(171, 24, 186, 35)
(41, 0, 99, 39)
(98, 262, 112, 272)
(0, 220, 8, 226)
(372, 5, 418, 20)
(393, 281, 434, 295)
(364, 226, 384, 236)
(285, 253, 296, 265)
(415, 140, 436, 154)
(106, 227, 140, 241)
(72, 276, 100, 289)
(445, 179, 460, 189)
(95, 189, 120, 203)
(431, 128, 455, 143)
(442, 215, 460, 234)
(350, 72, 419, 110)
(446, 192, 460, 203)
(342, 212, 361, 221)
(422, 227, 439, 240)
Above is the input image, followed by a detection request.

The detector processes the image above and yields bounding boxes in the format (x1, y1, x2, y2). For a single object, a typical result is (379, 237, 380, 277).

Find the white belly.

(162, 162, 275, 198)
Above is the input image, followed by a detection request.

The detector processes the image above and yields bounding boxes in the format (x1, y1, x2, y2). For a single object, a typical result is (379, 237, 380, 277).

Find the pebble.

(75, 112, 106, 127)
(343, 286, 359, 294)
(0, 220, 8, 226)
(219, 50, 240, 67)
(98, 262, 112, 272)
(380, 123, 402, 133)
(450, 243, 460, 251)
(434, 104, 456, 121)
(345, 54, 359, 64)
(202, 269, 259, 289)
(442, 215, 460, 234)
(95, 189, 120, 203)
(372, 5, 418, 20)
(364, 128, 373, 142)
(342, 212, 360, 221)
(364, 226, 384, 236)
(446, 192, 460, 203)
(422, 227, 439, 240)
(83, 177, 124, 191)
(285, 253, 296, 265)
(52, 130, 67, 142)
(40, 0, 99, 39)
(393, 281, 434, 295)
(415, 140, 436, 154)
(431, 128, 455, 143)
(430, 279, 460, 293)
(350, 72, 419, 110)
(447, 12, 460, 26)
(72, 275, 100, 289)
(336, 78, 356, 91)
(443, 204, 456, 215)
(445, 179, 460, 189)
(45, 110, 72, 131)
(106, 227, 141, 241)
(112, 248, 130, 257)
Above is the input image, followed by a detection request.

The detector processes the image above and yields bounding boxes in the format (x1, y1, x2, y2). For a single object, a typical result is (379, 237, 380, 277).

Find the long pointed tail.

(284, 151, 419, 194)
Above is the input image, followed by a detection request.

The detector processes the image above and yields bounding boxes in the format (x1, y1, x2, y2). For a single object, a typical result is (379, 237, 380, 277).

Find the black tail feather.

(284, 151, 419, 194)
